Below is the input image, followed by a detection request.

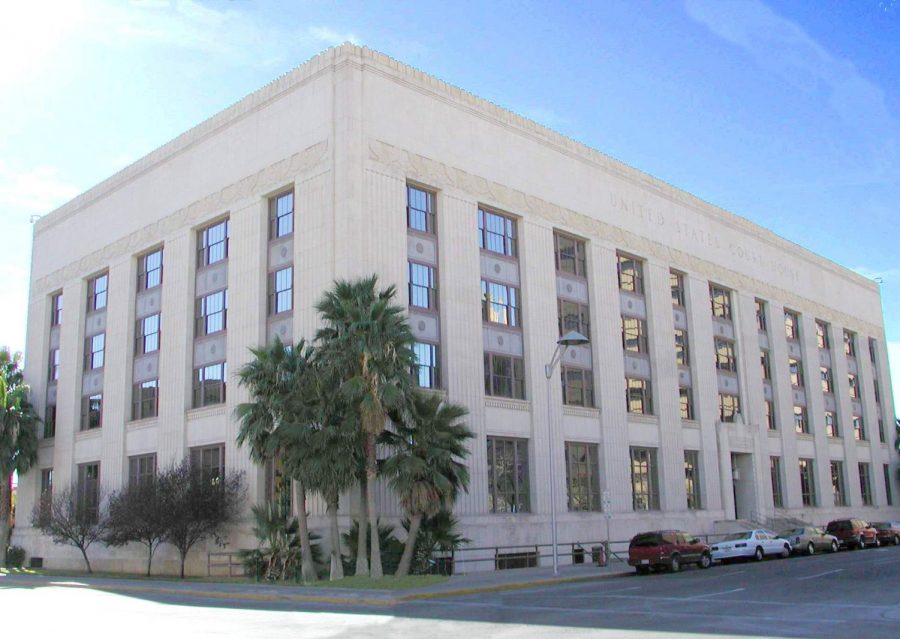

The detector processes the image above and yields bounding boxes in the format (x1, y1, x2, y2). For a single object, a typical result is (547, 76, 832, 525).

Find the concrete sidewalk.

(0, 560, 631, 606)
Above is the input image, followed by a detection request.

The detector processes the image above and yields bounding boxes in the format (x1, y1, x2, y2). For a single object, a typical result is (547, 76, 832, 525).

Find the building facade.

(14, 45, 899, 574)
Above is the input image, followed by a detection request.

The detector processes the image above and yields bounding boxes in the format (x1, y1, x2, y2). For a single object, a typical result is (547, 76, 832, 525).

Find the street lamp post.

(544, 330, 590, 577)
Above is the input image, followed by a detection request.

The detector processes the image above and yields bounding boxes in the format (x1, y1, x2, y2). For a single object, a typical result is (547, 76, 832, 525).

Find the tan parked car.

(779, 526, 839, 555)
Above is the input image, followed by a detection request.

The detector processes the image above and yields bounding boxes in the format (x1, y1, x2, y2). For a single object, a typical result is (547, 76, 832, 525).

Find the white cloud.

(0, 162, 81, 216)
(307, 26, 361, 46)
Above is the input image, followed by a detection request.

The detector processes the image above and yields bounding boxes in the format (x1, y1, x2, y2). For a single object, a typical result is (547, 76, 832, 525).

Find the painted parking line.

(797, 569, 844, 581)
(686, 587, 745, 599)
(565, 586, 642, 599)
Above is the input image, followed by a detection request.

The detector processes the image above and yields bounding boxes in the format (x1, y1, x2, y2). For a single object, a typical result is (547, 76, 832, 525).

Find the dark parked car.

(825, 518, 879, 549)
(628, 530, 712, 574)
(871, 521, 900, 546)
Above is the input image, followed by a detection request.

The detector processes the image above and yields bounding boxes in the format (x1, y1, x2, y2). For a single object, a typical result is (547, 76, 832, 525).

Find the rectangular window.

(878, 419, 885, 444)
(268, 267, 293, 315)
(626, 378, 653, 415)
(561, 367, 594, 408)
(135, 314, 160, 354)
(51, 292, 63, 327)
(132, 379, 159, 420)
(884, 465, 894, 506)
(765, 400, 776, 430)
(190, 444, 225, 485)
(684, 450, 702, 510)
(859, 463, 873, 506)
(874, 380, 881, 405)
(478, 208, 516, 257)
(555, 233, 586, 277)
(831, 461, 846, 507)
(88, 273, 108, 311)
(755, 299, 767, 332)
(481, 280, 520, 327)
(816, 321, 829, 349)
(670, 271, 685, 307)
(799, 458, 817, 506)
(674, 329, 690, 366)
(621, 317, 649, 353)
(853, 415, 866, 441)
(487, 437, 529, 513)
(820, 367, 833, 394)
(129, 453, 157, 487)
(679, 386, 695, 420)
(869, 337, 878, 364)
(412, 342, 440, 389)
(270, 190, 294, 239)
(196, 290, 228, 336)
(844, 330, 856, 357)
(558, 299, 590, 336)
(770, 456, 784, 508)
(138, 249, 163, 290)
(715, 339, 737, 372)
(193, 362, 227, 408)
(617, 253, 643, 294)
(719, 393, 740, 422)
(848, 373, 859, 399)
(784, 310, 800, 340)
(408, 262, 437, 310)
(49, 348, 60, 381)
(198, 218, 230, 266)
(407, 185, 435, 234)
(483, 353, 526, 400)
(44, 405, 56, 439)
(84, 333, 105, 370)
(81, 394, 102, 430)
(77, 462, 100, 524)
(760, 350, 771, 380)
(710, 285, 732, 319)
(565, 442, 600, 511)
(630, 446, 659, 510)
(825, 411, 839, 438)
(789, 358, 804, 388)
(38, 468, 53, 526)
(794, 405, 809, 434)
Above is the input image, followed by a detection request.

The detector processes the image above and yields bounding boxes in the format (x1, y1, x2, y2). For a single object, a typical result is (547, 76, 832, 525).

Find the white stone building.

(13, 45, 899, 574)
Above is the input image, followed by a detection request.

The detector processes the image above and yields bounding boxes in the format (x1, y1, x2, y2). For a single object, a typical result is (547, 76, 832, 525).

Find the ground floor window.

(630, 446, 659, 510)
(799, 458, 816, 506)
(565, 442, 600, 511)
(487, 436, 530, 513)
(684, 450, 702, 510)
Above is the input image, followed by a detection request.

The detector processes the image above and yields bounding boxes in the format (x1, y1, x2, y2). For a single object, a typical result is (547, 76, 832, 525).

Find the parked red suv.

(825, 518, 879, 549)
(871, 521, 900, 546)
(628, 530, 712, 574)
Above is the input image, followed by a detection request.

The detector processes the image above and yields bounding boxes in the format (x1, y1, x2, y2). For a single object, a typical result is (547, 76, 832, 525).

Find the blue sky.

(0, 0, 897, 407)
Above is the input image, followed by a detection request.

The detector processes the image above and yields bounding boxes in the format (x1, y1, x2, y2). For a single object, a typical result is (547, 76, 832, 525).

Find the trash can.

(591, 545, 607, 567)
(572, 546, 585, 564)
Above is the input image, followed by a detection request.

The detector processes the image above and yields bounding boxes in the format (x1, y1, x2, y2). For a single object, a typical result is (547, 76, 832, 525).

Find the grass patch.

(306, 574, 448, 590)
(0, 567, 39, 576)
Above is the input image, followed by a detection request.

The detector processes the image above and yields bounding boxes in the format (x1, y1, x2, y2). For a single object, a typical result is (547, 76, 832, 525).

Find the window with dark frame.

(408, 262, 437, 310)
(853, 415, 866, 441)
(844, 330, 856, 357)
(49, 348, 60, 381)
(621, 317, 649, 353)
(478, 208, 516, 257)
(630, 446, 659, 510)
(679, 386, 694, 420)
(84, 333, 105, 370)
(821, 366, 833, 394)
(196, 290, 228, 336)
(77, 462, 100, 524)
(268, 267, 293, 315)
(710, 285, 732, 319)
(190, 444, 225, 485)
(617, 254, 643, 294)
(859, 462, 873, 506)
(770, 456, 784, 507)
(138, 249, 163, 290)
(44, 405, 56, 438)
(484, 353, 525, 400)
(670, 271, 685, 307)
(684, 450, 702, 510)
(878, 418, 885, 443)
(816, 320, 829, 349)
(412, 342, 440, 389)
(715, 339, 737, 372)
(784, 310, 800, 340)
(132, 379, 159, 420)
(794, 405, 809, 434)
(129, 453, 157, 487)
(197, 218, 230, 266)
(555, 233, 586, 277)
(38, 468, 53, 526)
(760, 349, 771, 380)
(674, 329, 690, 366)
(788, 358, 804, 388)
(558, 299, 590, 337)
(487, 436, 530, 513)
(561, 367, 594, 408)
(825, 411, 839, 438)
(481, 280, 520, 327)
(407, 185, 435, 234)
(831, 461, 846, 506)
(88, 273, 108, 311)
(565, 442, 600, 511)
(81, 394, 102, 430)
(848, 373, 859, 399)
(51, 292, 63, 327)
(718, 393, 740, 422)
(799, 458, 816, 506)
(135, 314, 160, 354)
(765, 400, 776, 430)
(270, 191, 294, 239)
(193, 362, 227, 407)
(884, 465, 893, 506)
(626, 378, 653, 415)
(755, 298, 767, 332)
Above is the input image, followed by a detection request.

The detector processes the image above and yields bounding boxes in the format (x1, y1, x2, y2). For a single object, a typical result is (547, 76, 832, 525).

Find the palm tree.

(315, 276, 416, 578)
(382, 392, 473, 577)
(235, 338, 317, 583)
(0, 348, 40, 566)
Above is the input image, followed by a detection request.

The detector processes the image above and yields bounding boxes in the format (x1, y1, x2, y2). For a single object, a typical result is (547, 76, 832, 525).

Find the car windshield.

(780, 529, 800, 537)
(828, 521, 850, 530)
(722, 532, 751, 541)
(631, 533, 661, 547)
(871, 522, 887, 528)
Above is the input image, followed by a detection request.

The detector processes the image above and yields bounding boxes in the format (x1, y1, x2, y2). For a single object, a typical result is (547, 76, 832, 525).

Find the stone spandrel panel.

(407, 234, 437, 266)
(851, 400, 863, 416)
(562, 343, 592, 369)
(818, 349, 832, 368)
(556, 274, 589, 304)
(823, 394, 836, 412)
(619, 291, 646, 319)
(85, 310, 106, 336)
(792, 388, 807, 407)
(47, 384, 58, 404)
(678, 367, 692, 387)
(716, 371, 739, 395)
(195, 262, 228, 297)
(847, 358, 858, 375)
(193, 334, 227, 367)
(49, 326, 60, 349)
(623, 353, 652, 380)
(133, 354, 159, 384)
(135, 288, 162, 319)
(266, 316, 293, 344)
(479, 253, 520, 287)
(82, 370, 104, 395)
(787, 341, 802, 359)
(673, 307, 687, 330)
(711, 318, 735, 341)
(763, 382, 773, 402)
(758, 332, 770, 350)
(482, 326, 524, 357)
(268, 237, 293, 271)
(409, 310, 440, 343)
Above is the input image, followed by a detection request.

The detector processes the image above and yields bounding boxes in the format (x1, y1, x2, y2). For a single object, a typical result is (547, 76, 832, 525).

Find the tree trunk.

(0, 478, 10, 567)
(366, 432, 383, 579)
(396, 513, 422, 578)
(295, 480, 318, 584)
(146, 542, 156, 576)
(80, 546, 93, 574)
(326, 496, 344, 581)
(355, 473, 368, 576)
(179, 550, 186, 578)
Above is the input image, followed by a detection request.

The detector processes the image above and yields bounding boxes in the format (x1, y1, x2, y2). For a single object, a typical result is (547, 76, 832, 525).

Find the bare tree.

(105, 478, 168, 576)
(161, 459, 245, 578)
(31, 484, 108, 573)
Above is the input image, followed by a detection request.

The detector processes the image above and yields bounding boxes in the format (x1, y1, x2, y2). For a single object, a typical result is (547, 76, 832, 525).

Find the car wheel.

(754, 547, 764, 562)
(807, 542, 815, 556)
(856, 536, 864, 550)
(781, 545, 790, 559)
(670, 555, 681, 573)
(873, 537, 880, 548)
(830, 540, 839, 553)
(894, 535, 900, 546)
(699, 553, 711, 569)
(636, 565, 650, 575)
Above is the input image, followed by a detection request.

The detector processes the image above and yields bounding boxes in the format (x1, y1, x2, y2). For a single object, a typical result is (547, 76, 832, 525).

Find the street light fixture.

(544, 330, 590, 577)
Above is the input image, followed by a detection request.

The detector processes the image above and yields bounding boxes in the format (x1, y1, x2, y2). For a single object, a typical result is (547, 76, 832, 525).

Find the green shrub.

(5, 545, 26, 568)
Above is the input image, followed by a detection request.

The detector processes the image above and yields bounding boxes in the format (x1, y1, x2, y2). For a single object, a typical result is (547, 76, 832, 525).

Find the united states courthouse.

(14, 45, 898, 573)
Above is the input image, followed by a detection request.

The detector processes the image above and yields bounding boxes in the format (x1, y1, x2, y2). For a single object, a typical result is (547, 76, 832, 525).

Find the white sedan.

(711, 529, 792, 563)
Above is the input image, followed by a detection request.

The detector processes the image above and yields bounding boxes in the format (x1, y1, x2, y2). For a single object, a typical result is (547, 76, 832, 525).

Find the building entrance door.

(730, 452, 756, 521)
